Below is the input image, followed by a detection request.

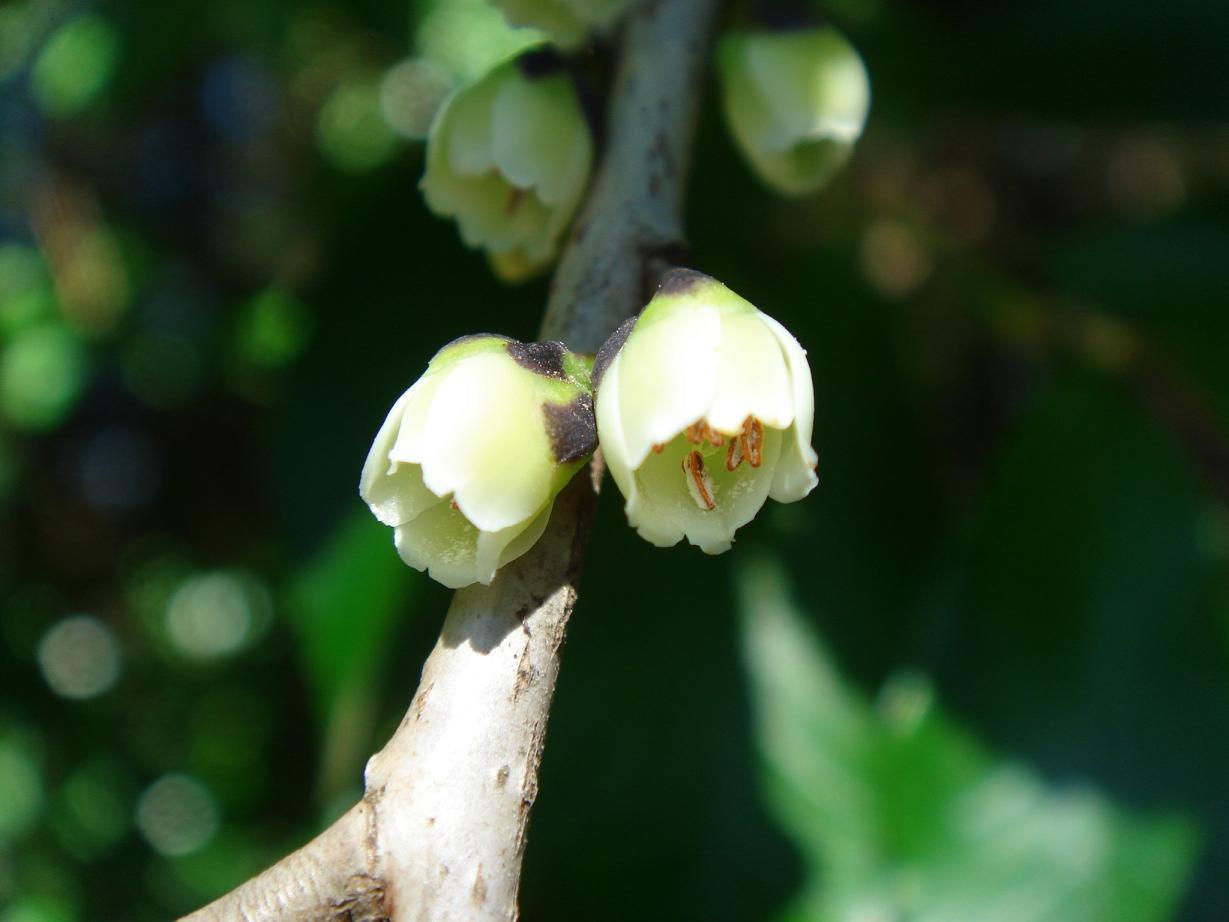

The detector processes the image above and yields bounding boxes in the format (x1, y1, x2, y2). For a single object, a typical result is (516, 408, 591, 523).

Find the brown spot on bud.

(506, 340, 568, 379)
(543, 393, 597, 464)
(657, 267, 715, 297)
(592, 316, 636, 390)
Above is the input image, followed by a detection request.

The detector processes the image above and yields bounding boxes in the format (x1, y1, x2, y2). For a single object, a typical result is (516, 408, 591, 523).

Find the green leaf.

(738, 558, 1198, 922)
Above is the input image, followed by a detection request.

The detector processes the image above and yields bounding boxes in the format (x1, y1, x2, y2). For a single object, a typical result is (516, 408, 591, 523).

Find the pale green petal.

(720, 35, 796, 154)
(393, 501, 483, 588)
(761, 314, 819, 502)
(706, 310, 795, 434)
(615, 303, 722, 467)
(629, 428, 782, 553)
(491, 74, 591, 207)
(418, 350, 554, 532)
(366, 462, 445, 529)
(442, 71, 502, 176)
(720, 28, 869, 195)
(475, 501, 553, 578)
(594, 352, 648, 528)
(747, 30, 869, 149)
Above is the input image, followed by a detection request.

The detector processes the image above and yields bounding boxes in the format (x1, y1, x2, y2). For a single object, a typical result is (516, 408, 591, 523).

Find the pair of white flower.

(420, 27, 869, 282)
(361, 271, 818, 587)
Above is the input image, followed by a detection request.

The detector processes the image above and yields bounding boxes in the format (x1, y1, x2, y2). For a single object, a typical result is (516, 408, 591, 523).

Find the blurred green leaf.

(738, 558, 1197, 922)
(287, 511, 415, 794)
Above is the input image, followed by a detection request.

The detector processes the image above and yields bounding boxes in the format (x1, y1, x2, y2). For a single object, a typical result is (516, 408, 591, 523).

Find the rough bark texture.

(181, 1, 716, 919)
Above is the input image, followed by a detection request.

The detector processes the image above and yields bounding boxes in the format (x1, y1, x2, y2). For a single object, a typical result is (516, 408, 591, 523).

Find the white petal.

(761, 314, 819, 502)
(361, 385, 442, 526)
(615, 303, 722, 467)
(417, 350, 554, 533)
(386, 372, 444, 466)
(705, 309, 795, 433)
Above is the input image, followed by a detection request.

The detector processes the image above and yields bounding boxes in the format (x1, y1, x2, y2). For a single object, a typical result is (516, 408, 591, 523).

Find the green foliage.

(739, 558, 1197, 922)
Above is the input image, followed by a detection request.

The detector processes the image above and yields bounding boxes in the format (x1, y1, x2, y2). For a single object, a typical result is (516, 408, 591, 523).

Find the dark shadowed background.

(2, 0, 1227, 919)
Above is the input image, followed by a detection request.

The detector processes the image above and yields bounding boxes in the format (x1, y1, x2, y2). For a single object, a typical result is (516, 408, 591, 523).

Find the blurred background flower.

(1, 0, 1227, 919)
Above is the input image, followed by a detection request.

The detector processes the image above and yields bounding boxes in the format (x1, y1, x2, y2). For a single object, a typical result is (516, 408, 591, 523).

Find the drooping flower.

(361, 335, 596, 588)
(420, 51, 593, 282)
(718, 25, 870, 195)
(594, 269, 818, 553)
(489, 0, 632, 49)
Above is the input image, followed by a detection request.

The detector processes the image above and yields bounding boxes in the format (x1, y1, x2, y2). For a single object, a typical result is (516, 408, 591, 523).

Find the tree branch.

(181, 2, 717, 919)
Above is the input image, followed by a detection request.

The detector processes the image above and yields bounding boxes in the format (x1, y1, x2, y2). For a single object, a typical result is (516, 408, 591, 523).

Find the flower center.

(674, 416, 765, 511)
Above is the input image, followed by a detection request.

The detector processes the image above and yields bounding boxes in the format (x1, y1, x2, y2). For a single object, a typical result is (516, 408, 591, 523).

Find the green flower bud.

(490, 0, 631, 49)
(421, 53, 593, 283)
(594, 270, 818, 554)
(361, 335, 596, 588)
(718, 26, 870, 195)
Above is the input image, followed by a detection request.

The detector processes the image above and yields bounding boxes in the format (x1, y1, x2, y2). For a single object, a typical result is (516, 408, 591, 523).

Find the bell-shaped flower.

(361, 335, 596, 588)
(490, 0, 631, 49)
(594, 269, 818, 554)
(421, 51, 593, 282)
(718, 26, 870, 195)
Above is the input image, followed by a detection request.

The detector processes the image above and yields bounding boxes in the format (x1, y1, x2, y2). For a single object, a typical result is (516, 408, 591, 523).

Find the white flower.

(490, 0, 632, 49)
(594, 269, 818, 553)
(361, 335, 596, 588)
(421, 52, 593, 282)
(718, 26, 870, 195)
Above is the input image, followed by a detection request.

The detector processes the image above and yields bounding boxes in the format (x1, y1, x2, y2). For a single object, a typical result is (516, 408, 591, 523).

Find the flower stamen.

(725, 416, 764, 470)
(685, 420, 725, 446)
(745, 416, 763, 468)
(682, 450, 716, 511)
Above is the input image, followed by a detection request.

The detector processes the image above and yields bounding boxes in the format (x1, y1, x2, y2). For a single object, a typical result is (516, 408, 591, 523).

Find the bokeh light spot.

(316, 77, 400, 173)
(0, 894, 77, 922)
(31, 14, 119, 118)
(165, 571, 271, 660)
(37, 616, 121, 700)
(0, 732, 42, 845)
(0, 323, 86, 431)
(233, 288, 313, 370)
(134, 773, 219, 857)
(75, 427, 161, 513)
(51, 758, 132, 859)
(860, 220, 932, 299)
(379, 58, 452, 140)
(0, 244, 55, 335)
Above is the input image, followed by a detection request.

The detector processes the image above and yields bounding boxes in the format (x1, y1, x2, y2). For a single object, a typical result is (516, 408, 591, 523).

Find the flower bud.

(421, 52, 593, 283)
(361, 335, 596, 588)
(490, 0, 631, 49)
(594, 269, 818, 554)
(718, 26, 870, 195)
